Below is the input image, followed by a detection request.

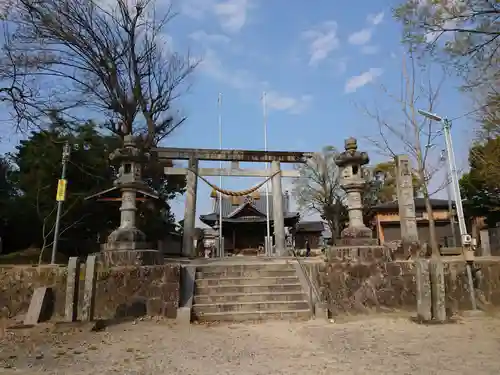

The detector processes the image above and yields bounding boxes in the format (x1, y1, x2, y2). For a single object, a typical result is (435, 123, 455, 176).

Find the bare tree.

(34, 183, 88, 264)
(293, 146, 347, 243)
(395, 0, 500, 91)
(0, 0, 197, 146)
(363, 54, 447, 256)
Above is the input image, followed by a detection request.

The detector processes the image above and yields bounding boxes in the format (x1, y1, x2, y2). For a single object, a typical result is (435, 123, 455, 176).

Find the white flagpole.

(262, 91, 271, 256)
(218, 92, 223, 257)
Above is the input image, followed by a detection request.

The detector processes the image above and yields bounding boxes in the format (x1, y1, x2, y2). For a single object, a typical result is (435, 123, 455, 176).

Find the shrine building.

(199, 190, 322, 254)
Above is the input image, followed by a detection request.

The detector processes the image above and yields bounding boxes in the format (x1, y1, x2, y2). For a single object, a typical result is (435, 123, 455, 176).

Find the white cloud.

(344, 68, 383, 93)
(214, 0, 252, 33)
(265, 91, 312, 115)
(181, 0, 253, 33)
(302, 21, 339, 66)
(180, 0, 214, 19)
(189, 30, 231, 44)
(348, 28, 373, 45)
(361, 45, 379, 55)
(199, 49, 255, 90)
(199, 50, 311, 114)
(367, 11, 384, 25)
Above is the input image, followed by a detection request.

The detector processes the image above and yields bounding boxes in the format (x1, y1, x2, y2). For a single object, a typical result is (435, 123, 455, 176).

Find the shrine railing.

(287, 247, 322, 312)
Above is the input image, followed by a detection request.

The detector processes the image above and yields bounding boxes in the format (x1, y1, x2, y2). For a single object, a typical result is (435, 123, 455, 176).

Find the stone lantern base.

(98, 227, 164, 267)
(338, 225, 379, 246)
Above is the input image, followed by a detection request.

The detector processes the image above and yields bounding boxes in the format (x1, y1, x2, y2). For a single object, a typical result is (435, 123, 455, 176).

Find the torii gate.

(152, 147, 313, 257)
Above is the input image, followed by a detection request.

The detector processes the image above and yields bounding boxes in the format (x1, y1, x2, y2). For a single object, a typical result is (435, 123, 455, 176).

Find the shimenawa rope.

(188, 168, 280, 197)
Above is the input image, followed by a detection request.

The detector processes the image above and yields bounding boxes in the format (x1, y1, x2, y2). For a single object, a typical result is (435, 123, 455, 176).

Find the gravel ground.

(1, 314, 500, 375)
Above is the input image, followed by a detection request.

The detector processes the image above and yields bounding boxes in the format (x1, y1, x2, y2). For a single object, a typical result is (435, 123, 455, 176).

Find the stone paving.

(1, 315, 500, 374)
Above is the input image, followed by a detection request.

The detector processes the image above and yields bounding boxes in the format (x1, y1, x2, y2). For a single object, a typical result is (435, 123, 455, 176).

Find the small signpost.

(56, 179, 67, 202)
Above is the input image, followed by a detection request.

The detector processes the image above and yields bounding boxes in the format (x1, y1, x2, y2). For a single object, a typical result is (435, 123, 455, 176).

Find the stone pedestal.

(97, 249, 164, 267)
(326, 246, 391, 262)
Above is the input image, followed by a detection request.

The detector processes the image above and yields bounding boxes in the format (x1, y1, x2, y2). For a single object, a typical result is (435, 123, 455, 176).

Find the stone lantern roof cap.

(335, 137, 370, 167)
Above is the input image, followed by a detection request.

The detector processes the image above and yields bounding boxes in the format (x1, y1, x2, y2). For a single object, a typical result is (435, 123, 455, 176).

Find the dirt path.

(1, 315, 500, 374)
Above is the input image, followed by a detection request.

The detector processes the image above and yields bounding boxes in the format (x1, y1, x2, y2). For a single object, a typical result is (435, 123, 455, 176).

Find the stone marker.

(479, 229, 491, 256)
(65, 257, 80, 322)
(395, 155, 419, 248)
(415, 259, 432, 321)
(81, 255, 97, 321)
(429, 258, 446, 322)
(24, 287, 53, 325)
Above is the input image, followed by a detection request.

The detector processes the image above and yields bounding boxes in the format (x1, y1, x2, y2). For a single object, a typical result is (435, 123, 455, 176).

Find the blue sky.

(0, 0, 478, 226)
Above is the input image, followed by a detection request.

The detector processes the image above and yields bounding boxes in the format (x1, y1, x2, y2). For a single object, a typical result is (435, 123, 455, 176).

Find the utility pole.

(440, 149, 457, 247)
(418, 109, 477, 311)
(51, 141, 71, 264)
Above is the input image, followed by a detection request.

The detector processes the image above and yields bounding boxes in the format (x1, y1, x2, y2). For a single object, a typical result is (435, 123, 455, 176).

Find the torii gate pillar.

(182, 156, 198, 257)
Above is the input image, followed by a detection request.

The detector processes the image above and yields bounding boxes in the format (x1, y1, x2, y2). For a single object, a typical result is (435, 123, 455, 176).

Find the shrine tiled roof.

(213, 192, 291, 218)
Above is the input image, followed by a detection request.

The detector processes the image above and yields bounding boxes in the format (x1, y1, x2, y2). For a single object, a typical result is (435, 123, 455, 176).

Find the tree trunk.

(327, 220, 337, 246)
(422, 186, 439, 257)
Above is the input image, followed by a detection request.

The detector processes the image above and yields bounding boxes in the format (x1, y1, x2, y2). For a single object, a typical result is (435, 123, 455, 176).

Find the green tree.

(9, 124, 119, 257)
(394, 0, 500, 89)
(5, 122, 185, 258)
(460, 137, 500, 226)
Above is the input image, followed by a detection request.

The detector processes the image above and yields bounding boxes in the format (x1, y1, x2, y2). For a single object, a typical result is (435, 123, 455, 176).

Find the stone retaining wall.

(0, 263, 180, 320)
(305, 257, 500, 316)
(93, 265, 180, 319)
(0, 265, 67, 319)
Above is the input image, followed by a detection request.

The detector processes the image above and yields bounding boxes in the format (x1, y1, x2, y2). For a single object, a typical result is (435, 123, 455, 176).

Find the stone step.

(193, 309, 311, 322)
(194, 292, 308, 304)
(195, 283, 304, 295)
(196, 269, 297, 279)
(195, 276, 299, 287)
(196, 263, 294, 274)
(193, 300, 310, 314)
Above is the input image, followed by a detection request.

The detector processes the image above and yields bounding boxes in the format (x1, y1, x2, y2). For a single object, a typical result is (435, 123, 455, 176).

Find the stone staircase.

(192, 262, 312, 322)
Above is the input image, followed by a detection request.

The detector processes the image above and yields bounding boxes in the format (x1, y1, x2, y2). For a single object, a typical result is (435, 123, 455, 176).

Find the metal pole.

(263, 91, 271, 256)
(446, 178, 458, 247)
(441, 149, 457, 247)
(218, 92, 223, 258)
(442, 118, 477, 310)
(442, 119, 467, 238)
(51, 141, 71, 264)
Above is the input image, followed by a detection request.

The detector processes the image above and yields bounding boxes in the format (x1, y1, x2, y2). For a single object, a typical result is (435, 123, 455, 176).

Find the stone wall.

(306, 257, 500, 316)
(0, 264, 180, 320)
(92, 265, 180, 319)
(0, 265, 67, 319)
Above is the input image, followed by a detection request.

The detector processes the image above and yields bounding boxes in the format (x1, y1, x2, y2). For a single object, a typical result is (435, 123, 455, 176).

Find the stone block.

(314, 302, 328, 320)
(176, 306, 192, 324)
(146, 298, 163, 316)
(64, 257, 80, 322)
(415, 259, 432, 321)
(163, 302, 178, 319)
(81, 255, 97, 321)
(24, 287, 54, 325)
(429, 258, 446, 322)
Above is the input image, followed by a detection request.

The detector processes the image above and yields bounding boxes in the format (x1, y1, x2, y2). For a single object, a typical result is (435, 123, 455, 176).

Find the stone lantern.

(101, 134, 162, 265)
(335, 137, 374, 244)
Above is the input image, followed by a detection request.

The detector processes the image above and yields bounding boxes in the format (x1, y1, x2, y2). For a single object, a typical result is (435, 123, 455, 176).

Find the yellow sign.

(56, 179, 67, 201)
